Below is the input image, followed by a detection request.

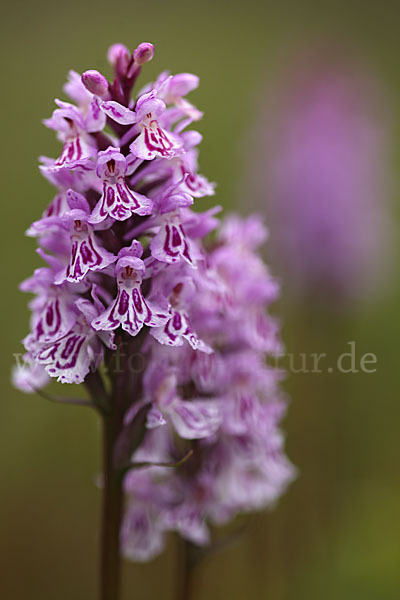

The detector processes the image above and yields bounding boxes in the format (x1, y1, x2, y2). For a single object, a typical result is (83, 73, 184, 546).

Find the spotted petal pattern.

(150, 214, 195, 266)
(90, 148, 153, 223)
(92, 256, 169, 337)
(23, 292, 77, 351)
(130, 121, 183, 160)
(58, 216, 116, 283)
(151, 309, 212, 353)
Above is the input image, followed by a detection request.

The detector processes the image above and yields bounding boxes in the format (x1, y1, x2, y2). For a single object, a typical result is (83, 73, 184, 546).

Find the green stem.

(94, 334, 147, 600)
(178, 540, 198, 600)
(100, 407, 124, 600)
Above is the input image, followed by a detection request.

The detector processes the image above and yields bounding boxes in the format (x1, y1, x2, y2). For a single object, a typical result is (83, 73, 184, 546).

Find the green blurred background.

(1, 0, 399, 598)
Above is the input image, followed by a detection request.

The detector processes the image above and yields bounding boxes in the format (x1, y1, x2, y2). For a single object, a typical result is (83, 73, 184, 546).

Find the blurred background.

(1, 0, 399, 598)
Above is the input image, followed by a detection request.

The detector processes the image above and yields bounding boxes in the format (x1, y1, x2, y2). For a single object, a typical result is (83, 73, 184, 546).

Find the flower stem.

(100, 408, 124, 600)
(177, 540, 198, 600)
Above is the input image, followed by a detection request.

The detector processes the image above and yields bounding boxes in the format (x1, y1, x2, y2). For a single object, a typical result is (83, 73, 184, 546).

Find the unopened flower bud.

(81, 70, 109, 97)
(133, 42, 154, 66)
(107, 43, 131, 77)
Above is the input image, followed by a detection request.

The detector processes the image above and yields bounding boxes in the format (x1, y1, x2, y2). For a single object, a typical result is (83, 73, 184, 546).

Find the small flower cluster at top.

(13, 42, 295, 561)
